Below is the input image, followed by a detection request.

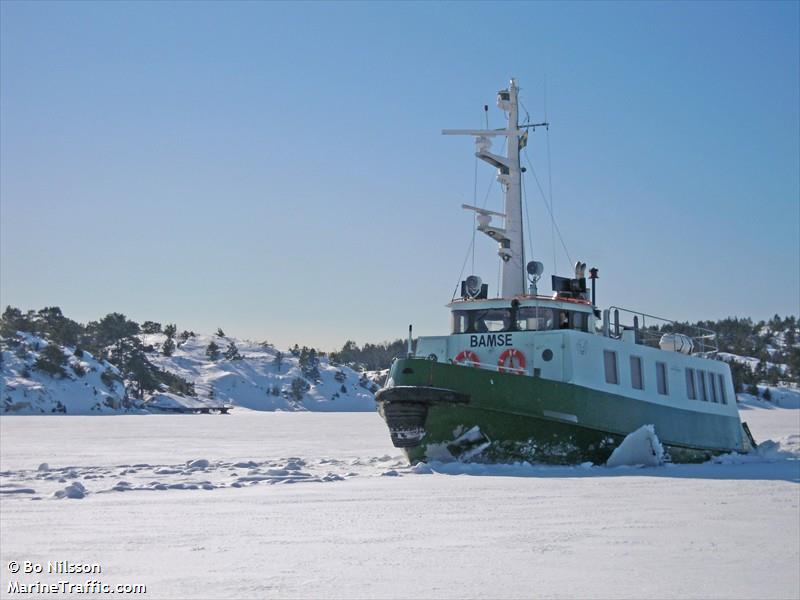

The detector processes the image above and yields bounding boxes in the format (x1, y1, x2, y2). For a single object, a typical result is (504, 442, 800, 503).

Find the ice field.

(1, 401, 798, 599)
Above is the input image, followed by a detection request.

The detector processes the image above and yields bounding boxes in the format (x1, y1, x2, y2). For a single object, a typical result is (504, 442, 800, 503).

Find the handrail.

(447, 358, 527, 375)
(606, 306, 718, 355)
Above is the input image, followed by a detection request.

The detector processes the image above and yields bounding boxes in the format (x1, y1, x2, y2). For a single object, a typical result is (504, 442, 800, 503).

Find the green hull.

(376, 358, 747, 465)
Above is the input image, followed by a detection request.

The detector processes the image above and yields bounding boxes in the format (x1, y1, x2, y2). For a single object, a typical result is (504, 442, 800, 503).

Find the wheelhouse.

(448, 297, 596, 336)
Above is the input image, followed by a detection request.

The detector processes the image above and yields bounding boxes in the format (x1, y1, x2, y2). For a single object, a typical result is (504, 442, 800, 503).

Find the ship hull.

(376, 358, 748, 465)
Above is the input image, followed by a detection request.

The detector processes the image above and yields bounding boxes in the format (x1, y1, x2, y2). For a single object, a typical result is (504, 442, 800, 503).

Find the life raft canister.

(453, 350, 480, 367)
(497, 348, 526, 374)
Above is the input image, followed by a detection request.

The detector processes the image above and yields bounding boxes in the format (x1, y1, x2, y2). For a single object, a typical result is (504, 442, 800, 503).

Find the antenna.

(443, 79, 525, 297)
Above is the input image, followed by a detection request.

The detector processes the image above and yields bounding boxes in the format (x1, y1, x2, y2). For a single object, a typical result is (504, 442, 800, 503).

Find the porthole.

(542, 349, 553, 362)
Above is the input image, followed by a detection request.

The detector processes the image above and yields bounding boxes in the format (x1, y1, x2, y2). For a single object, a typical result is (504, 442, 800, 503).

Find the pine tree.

(206, 341, 221, 361)
(162, 337, 176, 357)
(34, 343, 68, 378)
(84, 313, 140, 353)
(34, 307, 82, 346)
(224, 341, 241, 360)
(216, 328, 225, 338)
(141, 321, 162, 334)
(1, 306, 32, 337)
(290, 377, 310, 402)
(273, 351, 284, 373)
(163, 323, 177, 339)
(299, 347, 320, 381)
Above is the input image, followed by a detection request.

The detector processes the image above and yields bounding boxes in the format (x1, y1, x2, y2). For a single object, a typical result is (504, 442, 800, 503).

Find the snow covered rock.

(2, 331, 377, 414)
(1, 333, 138, 415)
(53, 481, 86, 500)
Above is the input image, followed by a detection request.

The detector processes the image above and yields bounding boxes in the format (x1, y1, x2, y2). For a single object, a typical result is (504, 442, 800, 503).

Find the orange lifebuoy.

(498, 348, 526, 374)
(453, 350, 480, 368)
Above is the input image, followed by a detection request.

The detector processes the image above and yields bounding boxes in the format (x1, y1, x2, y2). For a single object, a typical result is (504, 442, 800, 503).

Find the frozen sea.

(1, 404, 798, 599)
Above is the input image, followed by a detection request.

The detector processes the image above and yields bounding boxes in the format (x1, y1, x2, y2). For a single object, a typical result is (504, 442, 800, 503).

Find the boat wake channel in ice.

(1, 428, 796, 501)
(0, 455, 415, 501)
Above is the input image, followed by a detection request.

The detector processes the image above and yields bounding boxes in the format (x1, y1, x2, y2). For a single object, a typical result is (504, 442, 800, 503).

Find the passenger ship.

(375, 79, 755, 464)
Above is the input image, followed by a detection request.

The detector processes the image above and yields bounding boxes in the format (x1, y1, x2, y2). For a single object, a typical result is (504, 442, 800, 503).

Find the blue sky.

(1, 1, 798, 350)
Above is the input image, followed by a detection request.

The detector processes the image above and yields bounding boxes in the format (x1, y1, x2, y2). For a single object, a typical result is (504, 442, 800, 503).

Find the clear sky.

(1, 1, 798, 350)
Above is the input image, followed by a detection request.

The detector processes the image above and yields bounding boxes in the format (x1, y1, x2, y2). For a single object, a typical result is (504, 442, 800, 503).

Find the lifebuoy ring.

(498, 348, 526, 374)
(453, 350, 480, 368)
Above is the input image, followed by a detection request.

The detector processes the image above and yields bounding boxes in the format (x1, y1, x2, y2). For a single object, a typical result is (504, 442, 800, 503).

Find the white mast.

(444, 78, 525, 298)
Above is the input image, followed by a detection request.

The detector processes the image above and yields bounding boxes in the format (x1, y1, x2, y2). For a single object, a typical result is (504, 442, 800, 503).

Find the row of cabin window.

(602, 350, 727, 404)
(685, 367, 727, 404)
(452, 307, 589, 335)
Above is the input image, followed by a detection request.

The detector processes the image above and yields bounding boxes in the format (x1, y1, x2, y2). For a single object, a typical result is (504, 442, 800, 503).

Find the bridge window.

(452, 311, 470, 334)
(516, 307, 555, 331)
(685, 368, 697, 400)
(656, 362, 668, 395)
(454, 306, 591, 334)
(717, 374, 727, 404)
(571, 312, 589, 332)
(451, 309, 511, 334)
(604, 350, 619, 385)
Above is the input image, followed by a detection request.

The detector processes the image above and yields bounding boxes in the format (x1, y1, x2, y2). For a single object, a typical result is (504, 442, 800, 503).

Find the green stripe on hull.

(380, 358, 746, 464)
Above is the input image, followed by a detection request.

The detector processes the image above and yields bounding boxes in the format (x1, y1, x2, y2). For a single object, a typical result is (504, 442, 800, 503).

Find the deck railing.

(605, 306, 718, 355)
(448, 358, 527, 375)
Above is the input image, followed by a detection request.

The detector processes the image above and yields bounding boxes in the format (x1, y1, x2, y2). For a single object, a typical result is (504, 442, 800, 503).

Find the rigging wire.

(523, 149, 573, 268)
(496, 253, 502, 300)
(544, 76, 557, 274)
(472, 153, 478, 274)
(451, 236, 476, 301)
(522, 172, 534, 275)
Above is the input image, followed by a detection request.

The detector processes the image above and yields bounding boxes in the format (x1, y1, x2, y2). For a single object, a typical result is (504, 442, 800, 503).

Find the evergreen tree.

(1, 306, 29, 336)
(273, 351, 284, 373)
(34, 307, 82, 346)
(34, 343, 68, 378)
(107, 337, 158, 399)
(206, 341, 221, 361)
(141, 321, 162, 334)
(299, 347, 320, 380)
(224, 341, 241, 360)
(216, 328, 225, 338)
(290, 377, 310, 402)
(163, 323, 177, 339)
(763, 387, 772, 402)
(162, 337, 176, 357)
(84, 313, 140, 353)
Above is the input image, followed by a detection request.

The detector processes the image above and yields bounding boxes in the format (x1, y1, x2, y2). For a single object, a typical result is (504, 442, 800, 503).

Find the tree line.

(0, 306, 195, 399)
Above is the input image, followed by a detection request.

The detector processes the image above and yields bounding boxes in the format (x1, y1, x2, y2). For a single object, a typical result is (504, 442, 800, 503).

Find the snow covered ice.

(1, 400, 798, 600)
